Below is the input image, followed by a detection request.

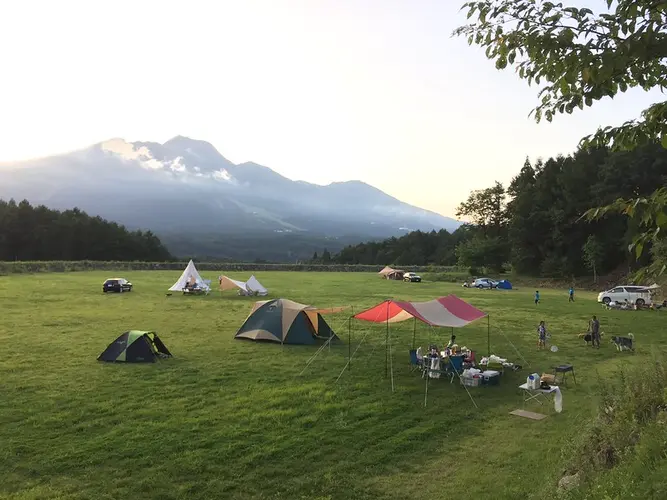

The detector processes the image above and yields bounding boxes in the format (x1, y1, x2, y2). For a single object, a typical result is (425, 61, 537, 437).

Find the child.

(537, 320, 547, 349)
(568, 287, 575, 302)
(535, 290, 540, 305)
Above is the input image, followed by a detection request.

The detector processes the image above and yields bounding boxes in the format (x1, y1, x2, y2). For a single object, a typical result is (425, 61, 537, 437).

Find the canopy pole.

(347, 316, 352, 370)
(385, 300, 389, 379)
(487, 315, 491, 357)
(412, 317, 416, 349)
(389, 323, 395, 392)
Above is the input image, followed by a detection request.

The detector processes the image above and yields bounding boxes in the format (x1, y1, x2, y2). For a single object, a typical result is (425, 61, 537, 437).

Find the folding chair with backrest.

(445, 355, 465, 384)
(409, 349, 422, 372)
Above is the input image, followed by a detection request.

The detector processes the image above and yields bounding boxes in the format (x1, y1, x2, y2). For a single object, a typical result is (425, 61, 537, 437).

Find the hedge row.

(0, 261, 465, 275)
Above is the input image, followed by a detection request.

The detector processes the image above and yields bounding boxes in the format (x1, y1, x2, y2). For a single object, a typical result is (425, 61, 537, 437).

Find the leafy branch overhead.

(453, 0, 667, 150)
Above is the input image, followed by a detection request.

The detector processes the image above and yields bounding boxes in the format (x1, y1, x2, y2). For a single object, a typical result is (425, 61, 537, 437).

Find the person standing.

(568, 286, 575, 302)
(535, 290, 540, 305)
(537, 320, 547, 349)
(589, 315, 600, 348)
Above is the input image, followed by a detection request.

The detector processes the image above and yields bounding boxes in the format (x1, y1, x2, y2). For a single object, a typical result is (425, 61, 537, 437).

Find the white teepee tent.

(169, 260, 210, 292)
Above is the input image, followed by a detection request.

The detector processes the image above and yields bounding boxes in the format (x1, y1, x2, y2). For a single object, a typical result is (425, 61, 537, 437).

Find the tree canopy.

(454, 0, 667, 276)
(330, 144, 667, 278)
(0, 199, 173, 261)
(332, 228, 467, 267)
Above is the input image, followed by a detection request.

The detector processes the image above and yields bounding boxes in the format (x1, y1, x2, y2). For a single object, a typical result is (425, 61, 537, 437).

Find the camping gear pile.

(479, 354, 521, 371)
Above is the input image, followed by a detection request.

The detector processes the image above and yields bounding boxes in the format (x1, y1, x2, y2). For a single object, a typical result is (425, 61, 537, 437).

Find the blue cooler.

(481, 370, 500, 386)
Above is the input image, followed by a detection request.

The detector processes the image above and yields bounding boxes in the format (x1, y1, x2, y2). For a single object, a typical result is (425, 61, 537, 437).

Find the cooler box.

(481, 370, 500, 386)
(461, 375, 481, 387)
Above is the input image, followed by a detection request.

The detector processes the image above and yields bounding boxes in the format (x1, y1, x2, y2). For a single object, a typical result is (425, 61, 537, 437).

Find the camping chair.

(444, 355, 465, 384)
(409, 349, 425, 373)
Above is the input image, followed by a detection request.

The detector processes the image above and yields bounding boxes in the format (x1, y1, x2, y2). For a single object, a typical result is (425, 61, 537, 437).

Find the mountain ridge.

(0, 136, 461, 259)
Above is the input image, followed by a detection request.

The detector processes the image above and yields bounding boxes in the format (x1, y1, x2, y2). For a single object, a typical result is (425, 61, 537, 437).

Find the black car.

(403, 272, 422, 283)
(103, 278, 133, 293)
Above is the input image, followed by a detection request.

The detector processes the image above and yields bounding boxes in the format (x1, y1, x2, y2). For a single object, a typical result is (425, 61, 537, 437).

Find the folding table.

(519, 382, 560, 405)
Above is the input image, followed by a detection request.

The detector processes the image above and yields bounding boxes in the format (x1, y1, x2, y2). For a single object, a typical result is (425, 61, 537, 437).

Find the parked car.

(597, 285, 654, 306)
(403, 272, 422, 283)
(472, 278, 497, 289)
(103, 278, 133, 293)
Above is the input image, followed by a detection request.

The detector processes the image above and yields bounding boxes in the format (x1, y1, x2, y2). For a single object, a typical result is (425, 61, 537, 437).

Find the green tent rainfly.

(98, 331, 172, 363)
(235, 298, 341, 345)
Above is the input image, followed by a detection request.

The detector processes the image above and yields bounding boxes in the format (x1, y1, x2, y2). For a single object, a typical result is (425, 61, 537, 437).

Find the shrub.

(560, 354, 667, 498)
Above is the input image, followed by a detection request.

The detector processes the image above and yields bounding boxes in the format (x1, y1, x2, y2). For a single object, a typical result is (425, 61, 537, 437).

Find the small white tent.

(218, 274, 269, 296)
(169, 260, 210, 293)
(246, 275, 268, 296)
(219, 275, 249, 294)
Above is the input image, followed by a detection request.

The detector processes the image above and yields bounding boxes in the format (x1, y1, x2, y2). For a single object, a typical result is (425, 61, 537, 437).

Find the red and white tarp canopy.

(353, 295, 486, 328)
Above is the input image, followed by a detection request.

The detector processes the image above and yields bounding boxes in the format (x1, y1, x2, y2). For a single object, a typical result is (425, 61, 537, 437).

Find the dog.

(610, 333, 635, 351)
(579, 331, 604, 345)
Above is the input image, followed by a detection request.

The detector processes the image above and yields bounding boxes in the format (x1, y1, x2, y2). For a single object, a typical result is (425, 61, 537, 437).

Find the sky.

(0, 0, 661, 218)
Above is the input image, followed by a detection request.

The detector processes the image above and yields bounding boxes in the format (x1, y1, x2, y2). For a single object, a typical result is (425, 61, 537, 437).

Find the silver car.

(472, 278, 497, 289)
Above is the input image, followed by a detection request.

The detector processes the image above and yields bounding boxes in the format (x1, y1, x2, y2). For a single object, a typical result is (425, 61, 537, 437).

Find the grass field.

(1, 271, 665, 500)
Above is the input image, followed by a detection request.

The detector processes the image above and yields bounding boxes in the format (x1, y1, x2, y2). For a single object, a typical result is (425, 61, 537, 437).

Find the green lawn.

(1, 271, 664, 500)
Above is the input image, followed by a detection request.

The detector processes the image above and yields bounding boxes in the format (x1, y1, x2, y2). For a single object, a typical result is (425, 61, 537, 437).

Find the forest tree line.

(329, 144, 667, 278)
(0, 199, 173, 261)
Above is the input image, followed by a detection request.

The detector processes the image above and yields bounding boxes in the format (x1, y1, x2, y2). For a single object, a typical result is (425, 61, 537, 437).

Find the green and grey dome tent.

(235, 298, 342, 345)
(98, 331, 172, 363)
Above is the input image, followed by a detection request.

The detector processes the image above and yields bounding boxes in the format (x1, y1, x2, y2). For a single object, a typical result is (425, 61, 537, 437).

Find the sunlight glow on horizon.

(0, 0, 660, 218)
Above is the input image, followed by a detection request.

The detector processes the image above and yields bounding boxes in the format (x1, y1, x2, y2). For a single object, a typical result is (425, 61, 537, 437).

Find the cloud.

(100, 138, 238, 185)
(212, 168, 233, 182)
(101, 138, 163, 170)
(169, 156, 187, 173)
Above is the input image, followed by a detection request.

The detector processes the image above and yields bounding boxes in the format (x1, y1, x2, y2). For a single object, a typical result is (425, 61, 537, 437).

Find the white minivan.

(597, 285, 654, 306)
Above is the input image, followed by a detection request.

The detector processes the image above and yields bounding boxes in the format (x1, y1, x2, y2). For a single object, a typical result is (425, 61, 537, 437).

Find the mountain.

(0, 136, 462, 260)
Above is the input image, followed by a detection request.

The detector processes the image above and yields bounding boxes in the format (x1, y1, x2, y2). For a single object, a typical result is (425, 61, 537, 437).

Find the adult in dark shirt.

(589, 315, 600, 348)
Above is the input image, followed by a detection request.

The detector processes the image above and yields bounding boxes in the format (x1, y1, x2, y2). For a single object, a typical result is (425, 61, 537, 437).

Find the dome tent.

(234, 298, 341, 345)
(98, 331, 172, 363)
